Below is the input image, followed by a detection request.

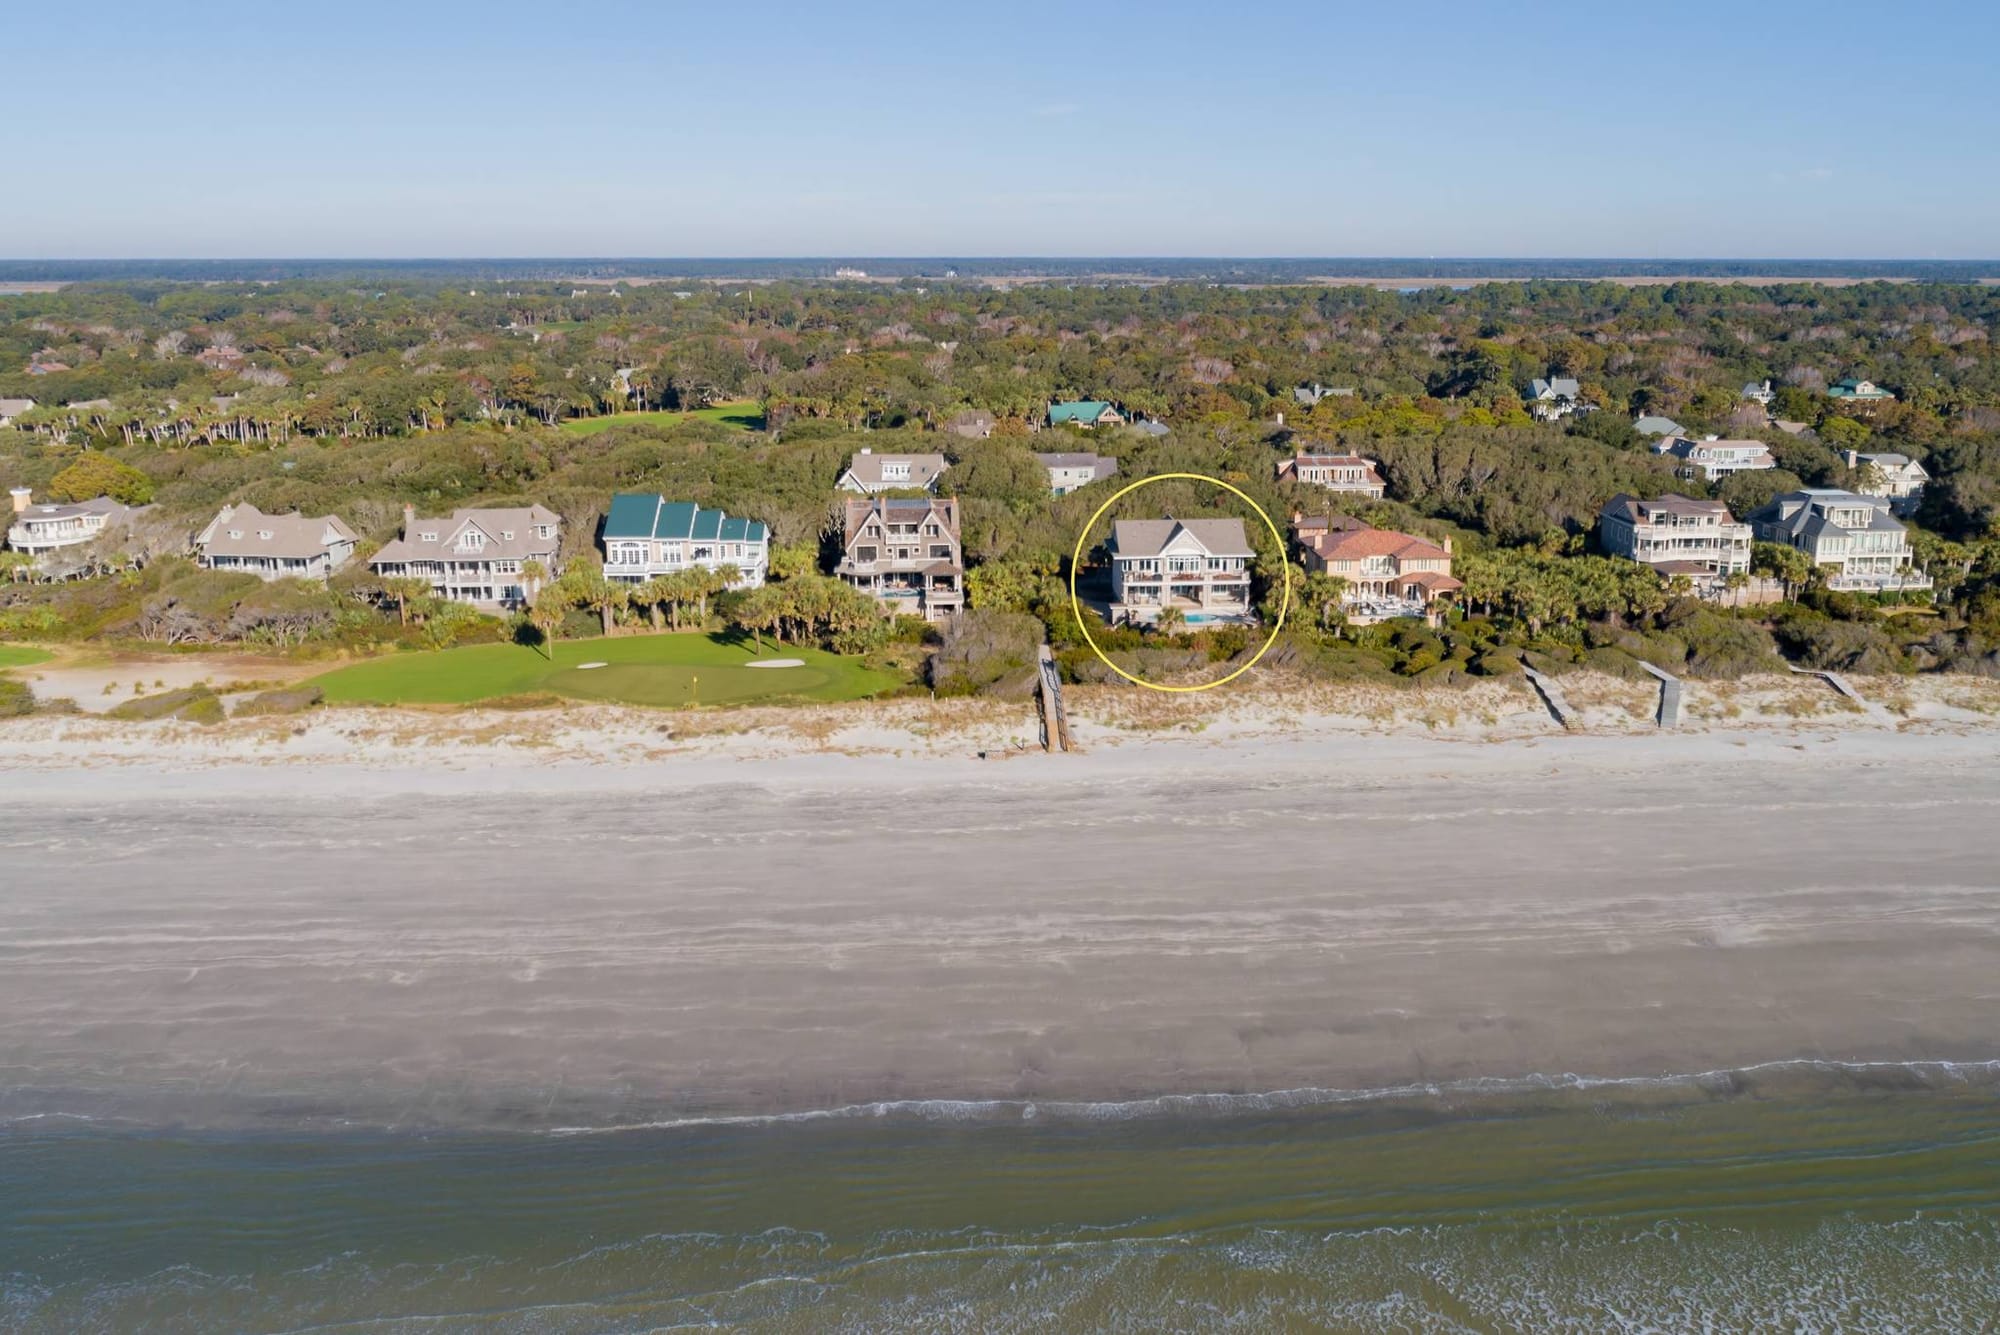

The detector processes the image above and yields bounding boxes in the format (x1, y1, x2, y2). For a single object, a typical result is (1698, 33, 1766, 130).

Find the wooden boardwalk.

(1520, 666, 1576, 728)
(1036, 644, 1075, 752)
(1638, 661, 1685, 729)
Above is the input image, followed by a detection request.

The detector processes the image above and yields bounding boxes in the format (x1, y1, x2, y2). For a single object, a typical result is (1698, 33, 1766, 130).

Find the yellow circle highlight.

(1067, 472, 1292, 693)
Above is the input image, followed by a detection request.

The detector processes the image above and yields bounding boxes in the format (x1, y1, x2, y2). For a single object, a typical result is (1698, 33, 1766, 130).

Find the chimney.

(403, 502, 416, 533)
(859, 447, 872, 455)
(1275, 411, 1285, 427)
(1844, 449, 1859, 469)
(1443, 535, 1454, 555)
(8, 487, 30, 514)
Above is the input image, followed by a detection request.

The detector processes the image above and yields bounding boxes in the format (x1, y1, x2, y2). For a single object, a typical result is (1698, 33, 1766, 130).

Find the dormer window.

(882, 462, 911, 480)
(420, 532, 438, 542)
(257, 530, 273, 540)
(500, 530, 514, 541)
(227, 529, 242, 539)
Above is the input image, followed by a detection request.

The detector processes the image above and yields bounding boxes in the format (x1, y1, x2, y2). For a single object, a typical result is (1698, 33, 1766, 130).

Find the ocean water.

(7, 1073, 2000, 1332)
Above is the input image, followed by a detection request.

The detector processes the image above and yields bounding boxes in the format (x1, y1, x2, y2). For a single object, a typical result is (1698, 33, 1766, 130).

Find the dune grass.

(309, 632, 899, 708)
(0, 645, 54, 669)
(559, 400, 765, 436)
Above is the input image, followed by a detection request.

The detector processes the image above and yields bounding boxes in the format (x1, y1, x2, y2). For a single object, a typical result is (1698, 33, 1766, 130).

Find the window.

(500, 530, 514, 541)
(929, 544, 951, 560)
(257, 530, 273, 540)
(855, 545, 878, 563)
(420, 531, 438, 543)
(882, 462, 911, 480)
(227, 529, 242, 539)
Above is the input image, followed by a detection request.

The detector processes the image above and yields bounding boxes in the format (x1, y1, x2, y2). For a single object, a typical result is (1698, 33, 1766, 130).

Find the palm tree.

(527, 581, 567, 660)
(634, 577, 672, 631)
(1155, 605, 1187, 635)
(381, 575, 431, 626)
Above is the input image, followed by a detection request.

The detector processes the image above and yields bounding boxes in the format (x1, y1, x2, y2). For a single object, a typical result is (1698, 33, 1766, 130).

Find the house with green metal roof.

(600, 493, 770, 588)
(1047, 400, 1125, 428)
(1828, 378, 1894, 403)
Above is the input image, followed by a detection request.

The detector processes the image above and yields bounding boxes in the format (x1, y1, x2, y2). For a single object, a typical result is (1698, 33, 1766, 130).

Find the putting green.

(309, 632, 897, 708)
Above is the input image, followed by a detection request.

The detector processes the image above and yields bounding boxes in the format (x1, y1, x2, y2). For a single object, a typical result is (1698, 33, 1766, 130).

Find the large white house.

(1656, 435, 1776, 482)
(1594, 493, 1780, 603)
(1749, 489, 1932, 593)
(836, 450, 950, 494)
(369, 503, 563, 610)
(601, 494, 769, 588)
(1035, 452, 1118, 495)
(194, 503, 357, 581)
(1848, 450, 1929, 515)
(6, 488, 151, 560)
(1276, 451, 1387, 499)
(1107, 517, 1256, 626)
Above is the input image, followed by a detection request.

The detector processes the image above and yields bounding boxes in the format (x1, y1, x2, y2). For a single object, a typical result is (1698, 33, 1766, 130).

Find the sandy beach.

(2, 671, 1998, 1132)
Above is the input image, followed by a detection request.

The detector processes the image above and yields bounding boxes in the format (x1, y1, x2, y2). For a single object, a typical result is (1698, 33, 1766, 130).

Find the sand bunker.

(576, 662, 608, 670)
(746, 659, 805, 668)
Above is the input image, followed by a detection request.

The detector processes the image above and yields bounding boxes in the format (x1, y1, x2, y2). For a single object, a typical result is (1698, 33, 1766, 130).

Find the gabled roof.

(197, 503, 356, 560)
(1633, 415, 1685, 436)
(839, 451, 949, 489)
(371, 505, 561, 566)
(1528, 377, 1581, 400)
(1109, 517, 1254, 560)
(1049, 400, 1117, 424)
(1035, 452, 1118, 479)
(842, 495, 960, 543)
(601, 493, 768, 545)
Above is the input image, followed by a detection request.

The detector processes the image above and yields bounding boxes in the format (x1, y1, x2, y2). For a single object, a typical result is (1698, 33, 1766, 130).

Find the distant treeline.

(5, 258, 2000, 284)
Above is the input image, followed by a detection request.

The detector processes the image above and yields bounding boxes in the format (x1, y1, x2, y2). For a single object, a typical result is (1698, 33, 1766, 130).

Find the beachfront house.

(1047, 400, 1126, 429)
(1742, 380, 1777, 407)
(1597, 494, 1770, 601)
(6, 487, 153, 561)
(1828, 378, 1894, 405)
(194, 502, 356, 581)
(835, 496, 964, 620)
(0, 397, 34, 428)
(1656, 435, 1776, 482)
(1748, 489, 1932, 593)
(836, 449, 950, 495)
(1524, 376, 1587, 421)
(1276, 451, 1387, 499)
(368, 503, 563, 610)
(1293, 518, 1460, 624)
(1847, 450, 1929, 515)
(601, 494, 769, 589)
(1107, 517, 1256, 627)
(1035, 452, 1118, 495)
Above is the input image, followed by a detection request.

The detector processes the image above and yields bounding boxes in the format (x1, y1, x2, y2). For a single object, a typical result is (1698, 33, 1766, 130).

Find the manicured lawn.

(309, 632, 900, 708)
(0, 645, 54, 669)
(559, 400, 765, 436)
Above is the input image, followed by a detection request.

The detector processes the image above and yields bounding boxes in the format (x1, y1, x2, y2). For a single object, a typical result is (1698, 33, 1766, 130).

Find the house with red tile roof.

(1294, 519, 1460, 625)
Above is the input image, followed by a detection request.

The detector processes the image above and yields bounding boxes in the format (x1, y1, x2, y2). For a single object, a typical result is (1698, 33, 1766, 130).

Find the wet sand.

(2, 728, 1997, 1130)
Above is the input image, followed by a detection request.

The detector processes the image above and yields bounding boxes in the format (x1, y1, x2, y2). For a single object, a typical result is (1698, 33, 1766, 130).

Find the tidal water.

(7, 1078, 2000, 1331)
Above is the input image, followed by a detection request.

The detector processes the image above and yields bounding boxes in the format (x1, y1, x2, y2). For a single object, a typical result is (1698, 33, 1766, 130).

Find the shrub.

(0, 677, 35, 716)
(233, 685, 325, 717)
(929, 609, 1043, 697)
(107, 686, 225, 724)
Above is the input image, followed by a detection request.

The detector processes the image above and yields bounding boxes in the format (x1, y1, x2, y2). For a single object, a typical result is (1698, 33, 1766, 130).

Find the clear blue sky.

(6, 0, 1998, 258)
